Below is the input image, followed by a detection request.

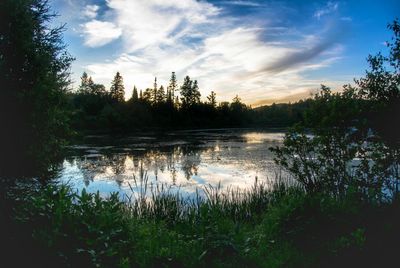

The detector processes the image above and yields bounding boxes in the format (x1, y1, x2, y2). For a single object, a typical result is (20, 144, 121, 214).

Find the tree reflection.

(68, 144, 207, 187)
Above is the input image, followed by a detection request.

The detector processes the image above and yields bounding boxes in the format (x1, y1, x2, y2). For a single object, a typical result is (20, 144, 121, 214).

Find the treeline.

(68, 71, 314, 132)
(69, 71, 251, 131)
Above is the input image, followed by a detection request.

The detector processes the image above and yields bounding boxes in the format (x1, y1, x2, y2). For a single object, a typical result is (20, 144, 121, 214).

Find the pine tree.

(132, 86, 138, 102)
(207, 91, 217, 107)
(168, 72, 178, 103)
(192, 80, 201, 104)
(78, 72, 90, 94)
(167, 88, 173, 104)
(152, 77, 158, 104)
(110, 72, 125, 102)
(156, 85, 166, 103)
(180, 76, 193, 107)
(143, 88, 152, 103)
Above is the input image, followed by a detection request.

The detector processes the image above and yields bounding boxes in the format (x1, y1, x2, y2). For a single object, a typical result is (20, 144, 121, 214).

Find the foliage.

(8, 181, 400, 267)
(68, 72, 263, 131)
(0, 0, 74, 176)
(271, 20, 400, 198)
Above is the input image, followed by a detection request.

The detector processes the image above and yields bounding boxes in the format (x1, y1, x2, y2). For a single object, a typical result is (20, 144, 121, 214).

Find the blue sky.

(52, 0, 399, 106)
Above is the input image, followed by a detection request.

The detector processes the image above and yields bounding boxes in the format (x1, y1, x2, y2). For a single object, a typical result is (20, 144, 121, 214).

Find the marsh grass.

(7, 173, 400, 268)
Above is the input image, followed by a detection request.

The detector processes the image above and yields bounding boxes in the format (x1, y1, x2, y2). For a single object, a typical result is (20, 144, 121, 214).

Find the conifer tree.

(167, 88, 173, 104)
(168, 72, 178, 103)
(79, 72, 90, 94)
(0, 0, 73, 174)
(192, 80, 201, 104)
(180, 76, 193, 107)
(110, 72, 125, 102)
(157, 85, 166, 103)
(207, 91, 217, 107)
(132, 86, 138, 102)
(152, 77, 158, 104)
(143, 88, 152, 103)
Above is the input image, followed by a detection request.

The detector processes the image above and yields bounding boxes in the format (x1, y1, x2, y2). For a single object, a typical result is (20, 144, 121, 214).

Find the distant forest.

(69, 71, 313, 132)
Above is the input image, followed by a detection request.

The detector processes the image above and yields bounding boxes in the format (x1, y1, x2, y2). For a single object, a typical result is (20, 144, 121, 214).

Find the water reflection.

(58, 130, 287, 197)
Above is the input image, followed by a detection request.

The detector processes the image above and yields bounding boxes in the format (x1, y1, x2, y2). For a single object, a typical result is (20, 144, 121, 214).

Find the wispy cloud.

(314, 1, 339, 19)
(219, 1, 262, 7)
(74, 0, 347, 104)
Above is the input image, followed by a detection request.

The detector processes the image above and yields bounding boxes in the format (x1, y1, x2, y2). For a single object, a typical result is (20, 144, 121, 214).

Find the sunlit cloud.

(70, 0, 349, 104)
(81, 20, 122, 47)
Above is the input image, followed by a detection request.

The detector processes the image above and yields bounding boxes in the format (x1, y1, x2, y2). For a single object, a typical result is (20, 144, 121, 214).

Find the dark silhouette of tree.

(69, 69, 317, 131)
(0, 0, 73, 175)
(90, 83, 106, 96)
(143, 88, 152, 103)
(168, 72, 178, 104)
(207, 91, 217, 107)
(156, 85, 166, 103)
(166, 88, 173, 104)
(180, 76, 193, 107)
(152, 77, 158, 105)
(192, 80, 201, 104)
(180, 76, 200, 107)
(132, 86, 139, 102)
(79, 72, 91, 94)
(110, 72, 125, 102)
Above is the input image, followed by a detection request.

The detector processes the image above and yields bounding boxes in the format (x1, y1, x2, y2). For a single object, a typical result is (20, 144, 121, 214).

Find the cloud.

(83, 4, 99, 19)
(262, 24, 346, 73)
(102, 0, 220, 52)
(219, 1, 262, 7)
(78, 0, 346, 104)
(314, 1, 339, 19)
(81, 20, 122, 47)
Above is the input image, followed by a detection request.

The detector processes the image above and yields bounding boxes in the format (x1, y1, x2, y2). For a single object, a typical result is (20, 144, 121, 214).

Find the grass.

(3, 177, 400, 267)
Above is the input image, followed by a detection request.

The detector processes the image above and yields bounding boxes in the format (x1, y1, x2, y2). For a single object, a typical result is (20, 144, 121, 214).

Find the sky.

(51, 0, 399, 106)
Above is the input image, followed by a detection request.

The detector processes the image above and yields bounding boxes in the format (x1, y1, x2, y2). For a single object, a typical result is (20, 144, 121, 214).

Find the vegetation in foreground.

(3, 180, 399, 267)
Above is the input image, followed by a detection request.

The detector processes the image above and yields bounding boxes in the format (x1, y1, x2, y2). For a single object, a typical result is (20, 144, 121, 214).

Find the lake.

(58, 129, 290, 199)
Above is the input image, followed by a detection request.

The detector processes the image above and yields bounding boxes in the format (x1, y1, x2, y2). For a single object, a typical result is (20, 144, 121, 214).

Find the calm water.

(57, 129, 288, 198)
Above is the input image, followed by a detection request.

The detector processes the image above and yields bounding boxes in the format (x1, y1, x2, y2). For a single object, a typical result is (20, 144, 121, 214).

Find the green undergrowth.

(7, 183, 400, 267)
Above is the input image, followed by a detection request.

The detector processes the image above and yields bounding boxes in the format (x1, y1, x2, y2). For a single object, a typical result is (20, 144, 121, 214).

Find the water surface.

(58, 129, 288, 198)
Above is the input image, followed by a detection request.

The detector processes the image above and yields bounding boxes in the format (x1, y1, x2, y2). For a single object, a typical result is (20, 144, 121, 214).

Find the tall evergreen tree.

(207, 91, 217, 107)
(192, 80, 201, 104)
(166, 88, 173, 104)
(110, 72, 125, 102)
(152, 77, 158, 104)
(0, 0, 74, 174)
(180, 76, 193, 107)
(143, 88, 152, 103)
(156, 85, 166, 103)
(168, 72, 178, 103)
(79, 72, 90, 94)
(132, 86, 138, 102)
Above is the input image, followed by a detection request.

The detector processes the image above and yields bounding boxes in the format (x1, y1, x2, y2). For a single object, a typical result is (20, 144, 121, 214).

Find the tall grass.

(122, 170, 295, 224)
(8, 172, 399, 267)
